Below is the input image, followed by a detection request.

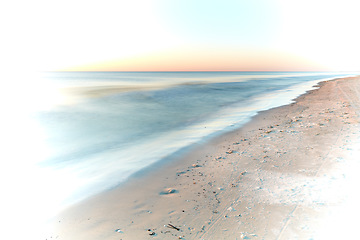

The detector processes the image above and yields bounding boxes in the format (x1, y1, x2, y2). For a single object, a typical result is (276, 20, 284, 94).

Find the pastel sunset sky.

(3, 0, 360, 71)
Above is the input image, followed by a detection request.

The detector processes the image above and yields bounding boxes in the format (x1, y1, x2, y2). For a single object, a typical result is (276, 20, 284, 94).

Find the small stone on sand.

(159, 188, 177, 195)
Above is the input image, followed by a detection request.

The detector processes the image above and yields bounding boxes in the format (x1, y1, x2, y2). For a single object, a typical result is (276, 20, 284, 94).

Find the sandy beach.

(48, 76, 360, 240)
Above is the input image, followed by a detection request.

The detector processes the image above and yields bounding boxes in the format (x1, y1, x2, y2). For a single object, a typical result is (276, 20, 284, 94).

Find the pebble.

(160, 188, 177, 195)
(227, 207, 236, 211)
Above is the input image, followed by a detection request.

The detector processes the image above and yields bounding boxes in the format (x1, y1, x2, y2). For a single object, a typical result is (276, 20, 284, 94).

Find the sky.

(2, 0, 360, 72)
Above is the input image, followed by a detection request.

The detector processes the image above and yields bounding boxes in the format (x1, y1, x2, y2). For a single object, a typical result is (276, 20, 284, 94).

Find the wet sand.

(48, 76, 360, 240)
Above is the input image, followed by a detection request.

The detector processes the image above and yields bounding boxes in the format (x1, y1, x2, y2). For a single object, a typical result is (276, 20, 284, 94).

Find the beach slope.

(50, 76, 360, 240)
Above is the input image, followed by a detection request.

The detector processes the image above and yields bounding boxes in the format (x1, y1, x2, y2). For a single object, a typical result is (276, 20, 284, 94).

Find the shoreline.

(48, 76, 360, 239)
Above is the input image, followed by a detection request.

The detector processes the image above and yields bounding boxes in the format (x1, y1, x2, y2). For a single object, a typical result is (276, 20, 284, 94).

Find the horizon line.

(45, 70, 351, 73)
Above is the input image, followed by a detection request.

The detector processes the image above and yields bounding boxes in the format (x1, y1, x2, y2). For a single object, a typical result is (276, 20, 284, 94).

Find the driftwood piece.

(166, 223, 180, 231)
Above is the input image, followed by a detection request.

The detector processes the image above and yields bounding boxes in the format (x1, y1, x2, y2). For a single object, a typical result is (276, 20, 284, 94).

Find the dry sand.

(48, 76, 360, 240)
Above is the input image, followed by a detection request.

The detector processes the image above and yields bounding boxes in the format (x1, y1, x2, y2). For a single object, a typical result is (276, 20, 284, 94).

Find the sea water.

(0, 71, 356, 226)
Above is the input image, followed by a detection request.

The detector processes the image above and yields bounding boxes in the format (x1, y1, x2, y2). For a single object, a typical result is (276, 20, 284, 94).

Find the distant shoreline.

(46, 70, 345, 73)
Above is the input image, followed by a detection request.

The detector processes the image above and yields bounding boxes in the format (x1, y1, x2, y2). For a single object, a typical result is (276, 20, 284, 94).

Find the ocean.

(1, 71, 356, 224)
